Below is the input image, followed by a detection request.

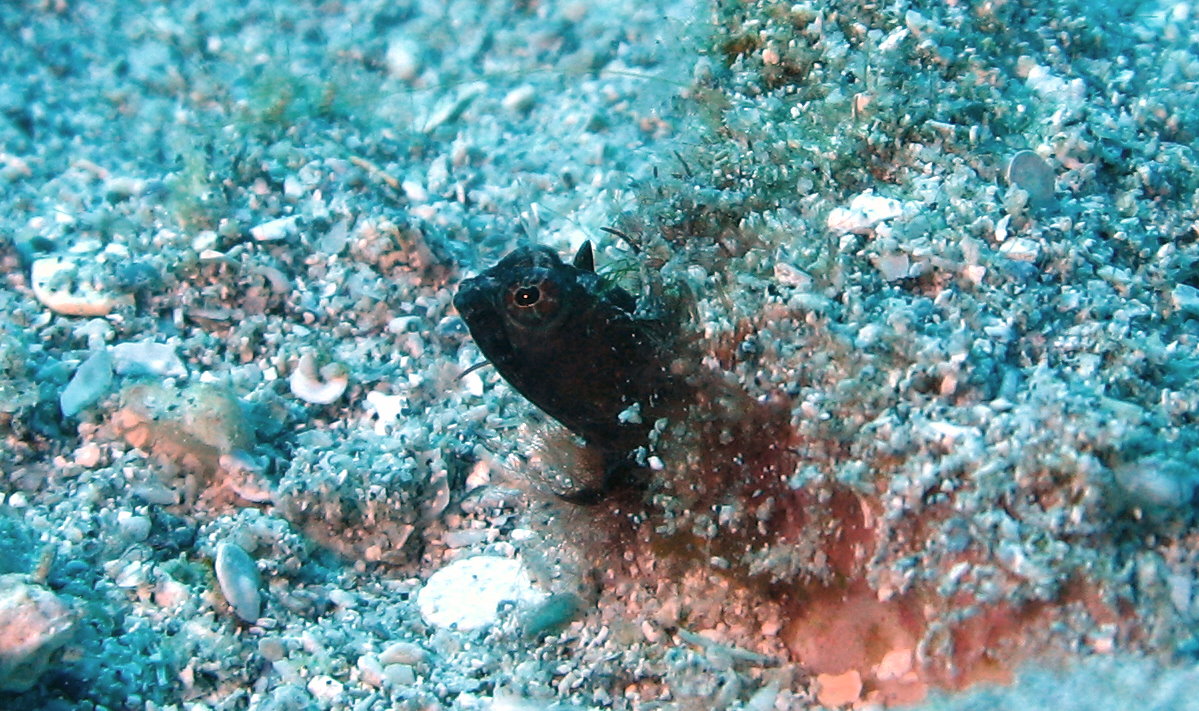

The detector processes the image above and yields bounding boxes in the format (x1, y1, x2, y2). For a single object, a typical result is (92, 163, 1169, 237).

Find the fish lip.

(453, 274, 515, 361)
(452, 274, 496, 320)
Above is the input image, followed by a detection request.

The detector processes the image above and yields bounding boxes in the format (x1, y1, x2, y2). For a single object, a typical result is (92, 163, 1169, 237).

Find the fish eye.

(513, 285, 541, 307)
(504, 277, 560, 326)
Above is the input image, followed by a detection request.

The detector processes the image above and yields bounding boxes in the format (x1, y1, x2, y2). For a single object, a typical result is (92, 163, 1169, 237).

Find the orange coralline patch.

(769, 483, 1127, 706)
(106, 382, 271, 508)
(816, 669, 863, 707)
(783, 581, 928, 705)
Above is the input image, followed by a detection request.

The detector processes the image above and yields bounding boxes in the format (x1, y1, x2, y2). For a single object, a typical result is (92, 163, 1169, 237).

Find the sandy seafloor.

(3, 0, 1199, 708)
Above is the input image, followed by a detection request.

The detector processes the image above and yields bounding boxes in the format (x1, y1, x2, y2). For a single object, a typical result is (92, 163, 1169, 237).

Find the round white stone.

(416, 556, 545, 631)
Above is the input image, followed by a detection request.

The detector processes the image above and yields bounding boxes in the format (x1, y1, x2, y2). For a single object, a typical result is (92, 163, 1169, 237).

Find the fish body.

(454, 243, 676, 483)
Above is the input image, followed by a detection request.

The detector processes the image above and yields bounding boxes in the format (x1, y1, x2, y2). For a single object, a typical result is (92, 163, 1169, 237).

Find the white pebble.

(1114, 456, 1198, 508)
(327, 588, 356, 608)
(214, 542, 262, 622)
(385, 38, 421, 81)
(306, 675, 343, 702)
(998, 237, 1041, 262)
(116, 512, 151, 543)
(1172, 284, 1199, 317)
(461, 370, 484, 397)
(874, 252, 911, 281)
(416, 556, 546, 630)
(73, 443, 103, 468)
(773, 262, 812, 288)
(356, 654, 384, 687)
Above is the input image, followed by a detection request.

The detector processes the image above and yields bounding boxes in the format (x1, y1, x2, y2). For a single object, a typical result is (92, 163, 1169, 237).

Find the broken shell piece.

(826, 191, 906, 235)
(110, 341, 188, 378)
(30, 256, 122, 317)
(250, 215, 300, 241)
(289, 353, 349, 404)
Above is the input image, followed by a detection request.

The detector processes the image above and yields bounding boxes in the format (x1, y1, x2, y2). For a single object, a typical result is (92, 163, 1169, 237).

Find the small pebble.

(73, 443, 103, 468)
(327, 588, 356, 608)
(30, 256, 120, 316)
(1006, 150, 1055, 208)
(874, 252, 911, 281)
(0, 575, 75, 692)
(521, 592, 584, 640)
(502, 85, 536, 113)
(356, 654, 384, 687)
(1171, 284, 1199, 318)
(826, 191, 905, 234)
(378, 640, 426, 666)
(60, 349, 113, 417)
(816, 669, 862, 707)
(116, 512, 151, 543)
(999, 237, 1041, 262)
(214, 541, 262, 622)
(1114, 456, 1198, 509)
(258, 637, 286, 661)
(383, 663, 416, 687)
(442, 528, 490, 548)
(250, 216, 299, 242)
(385, 38, 421, 81)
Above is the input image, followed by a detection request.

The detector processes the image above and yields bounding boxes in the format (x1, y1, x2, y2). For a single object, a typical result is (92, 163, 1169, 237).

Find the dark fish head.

(454, 244, 609, 365)
(453, 242, 659, 454)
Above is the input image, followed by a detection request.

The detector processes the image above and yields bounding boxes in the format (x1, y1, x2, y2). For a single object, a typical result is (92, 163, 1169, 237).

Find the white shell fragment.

(999, 237, 1041, 262)
(416, 556, 546, 631)
(30, 255, 120, 317)
(365, 391, 405, 433)
(289, 353, 349, 405)
(214, 542, 262, 623)
(250, 216, 300, 241)
(307, 675, 344, 703)
(826, 191, 907, 234)
(110, 341, 188, 378)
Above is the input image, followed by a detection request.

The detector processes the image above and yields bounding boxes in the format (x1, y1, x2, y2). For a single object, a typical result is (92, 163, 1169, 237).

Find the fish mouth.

(453, 275, 515, 361)
(452, 274, 495, 320)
